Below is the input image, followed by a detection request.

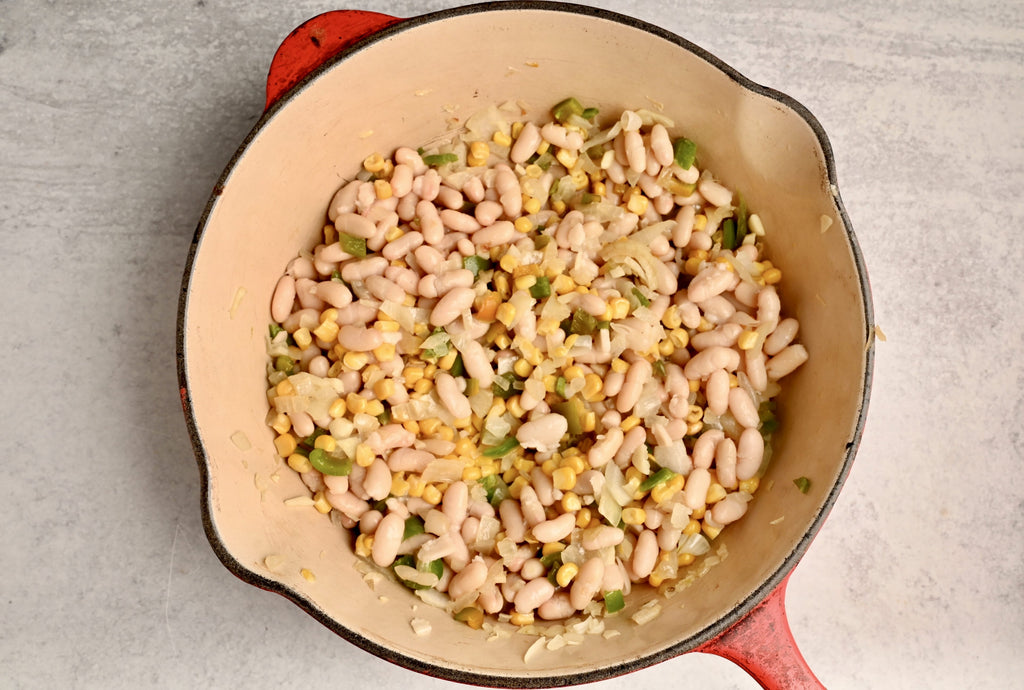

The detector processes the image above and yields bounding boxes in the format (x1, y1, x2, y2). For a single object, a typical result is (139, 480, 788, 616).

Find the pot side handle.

(696, 575, 826, 689)
(265, 10, 404, 111)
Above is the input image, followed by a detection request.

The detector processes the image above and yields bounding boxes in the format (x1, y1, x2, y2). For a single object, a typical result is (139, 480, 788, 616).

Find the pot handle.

(696, 575, 825, 689)
(265, 10, 404, 111)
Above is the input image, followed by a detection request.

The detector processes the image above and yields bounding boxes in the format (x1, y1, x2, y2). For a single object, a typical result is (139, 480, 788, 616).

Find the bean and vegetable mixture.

(263, 98, 808, 629)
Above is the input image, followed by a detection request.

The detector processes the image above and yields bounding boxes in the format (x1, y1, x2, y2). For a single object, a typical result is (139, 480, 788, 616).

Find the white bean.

(657, 523, 683, 552)
(690, 430, 724, 469)
(271, 275, 295, 322)
(581, 525, 625, 551)
(459, 339, 494, 387)
(764, 317, 800, 356)
(364, 458, 392, 501)
(430, 286, 476, 326)
(538, 592, 575, 620)
(499, 499, 527, 543)
(510, 122, 542, 164)
(416, 199, 444, 245)
(728, 386, 760, 428)
(691, 322, 743, 351)
(328, 180, 361, 220)
(365, 274, 406, 303)
(602, 370, 625, 397)
(314, 280, 352, 309)
(334, 212, 376, 239)
(337, 324, 384, 351)
(624, 130, 646, 173)
(520, 558, 546, 581)
(518, 486, 546, 527)
(370, 511, 404, 567)
(716, 437, 738, 489)
(440, 208, 481, 233)
(516, 414, 568, 453)
(683, 346, 741, 380)
(757, 285, 781, 327)
(766, 344, 809, 380)
(614, 426, 647, 468)
(340, 255, 388, 282)
(327, 490, 369, 521)
(447, 557, 488, 601)
(650, 123, 674, 167)
(294, 278, 325, 311)
(616, 359, 653, 413)
(473, 220, 517, 247)
(697, 178, 733, 208)
(474, 199, 504, 225)
(435, 371, 472, 419)
(514, 577, 555, 613)
(736, 427, 765, 480)
(570, 558, 605, 611)
(381, 230, 424, 261)
(531, 512, 576, 544)
(588, 427, 624, 468)
(683, 467, 712, 510)
(706, 369, 731, 416)
(387, 448, 435, 473)
(711, 493, 749, 525)
(631, 530, 658, 579)
(688, 264, 735, 304)
(745, 348, 769, 392)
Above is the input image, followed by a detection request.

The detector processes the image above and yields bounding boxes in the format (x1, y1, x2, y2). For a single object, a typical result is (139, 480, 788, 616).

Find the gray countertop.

(2, 1, 1021, 688)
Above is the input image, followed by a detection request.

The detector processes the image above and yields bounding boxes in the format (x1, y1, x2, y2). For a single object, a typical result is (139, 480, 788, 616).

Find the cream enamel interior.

(181, 6, 870, 684)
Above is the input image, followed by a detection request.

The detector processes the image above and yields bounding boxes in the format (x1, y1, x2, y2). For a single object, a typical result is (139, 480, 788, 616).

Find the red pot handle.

(697, 574, 825, 689)
(265, 9, 404, 111)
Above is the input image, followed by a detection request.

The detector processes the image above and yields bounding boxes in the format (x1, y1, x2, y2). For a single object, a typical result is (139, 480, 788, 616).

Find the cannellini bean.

(473, 220, 517, 247)
(479, 584, 503, 614)
(734, 280, 759, 308)
(601, 559, 625, 593)
(413, 244, 445, 274)
(520, 558, 546, 581)
(603, 370, 625, 397)
(706, 369, 731, 416)
(334, 212, 376, 239)
(532, 512, 576, 543)
(271, 275, 295, 322)
(569, 558, 605, 610)
(728, 386, 760, 428)
(530, 467, 555, 506)
(381, 230, 424, 261)
(624, 130, 646, 173)
(370, 512, 404, 567)
(365, 274, 406, 303)
(614, 426, 647, 468)
(540, 122, 583, 150)
(573, 469, 604, 496)
(340, 255, 388, 282)
(650, 123, 674, 167)
(334, 302, 376, 326)
(366, 424, 414, 452)
(764, 317, 800, 356)
(745, 348, 768, 392)
(510, 122, 542, 163)
(474, 199, 504, 225)
(631, 530, 659, 579)
(286, 255, 317, 280)
(442, 481, 469, 527)
(757, 285, 781, 326)
(387, 448, 435, 473)
(430, 286, 476, 326)
(440, 208, 481, 233)
(328, 180, 361, 220)
(688, 264, 736, 304)
(657, 523, 683, 552)
(518, 486, 546, 527)
(617, 359, 653, 413)
(307, 355, 329, 378)
(684, 346, 741, 379)
(766, 344, 809, 380)
(364, 458, 392, 501)
(516, 414, 568, 453)
(691, 322, 744, 351)
(358, 509, 383, 534)
(459, 339, 494, 387)
(581, 525, 625, 551)
(435, 371, 472, 420)
(697, 177, 733, 208)
(588, 427, 624, 468)
(538, 592, 575, 620)
(416, 199, 444, 245)
(711, 493, 750, 525)
(683, 467, 712, 510)
(447, 557, 488, 601)
(288, 410, 314, 439)
(314, 280, 352, 309)
(499, 499, 527, 543)
(294, 278, 325, 311)
(460, 516, 480, 544)
(337, 324, 384, 351)
(716, 437, 738, 489)
(700, 295, 736, 323)
(514, 577, 555, 613)
(736, 427, 765, 480)
(435, 185, 463, 210)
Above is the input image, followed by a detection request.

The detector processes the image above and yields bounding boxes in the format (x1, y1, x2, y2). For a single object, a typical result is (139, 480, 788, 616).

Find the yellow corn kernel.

(651, 474, 685, 504)
(626, 191, 649, 215)
(362, 152, 385, 172)
(312, 490, 332, 514)
(373, 179, 393, 200)
(555, 562, 580, 587)
(502, 467, 519, 484)
(424, 363, 439, 378)
(498, 253, 519, 273)
(467, 140, 490, 167)
(328, 398, 347, 419)
(691, 504, 706, 520)
(610, 358, 629, 374)
(382, 225, 404, 243)
(360, 364, 381, 385)
(342, 351, 369, 371)
(287, 453, 312, 474)
(372, 378, 395, 402)
(513, 274, 537, 291)
(274, 433, 297, 458)
(438, 350, 459, 371)
(407, 474, 426, 498)
(683, 256, 703, 276)
(737, 330, 759, 351)
(403, 366, 425, 388)
(508, 475, 530, 499)
(422, 483, 443, 506)
(687, 421, 704, 435)
(355, 443, 375, 468)
(292, 327, 313, 350)
(269, 412, 291, 434)
(419, 417, 442, 436)
(492, 130, 513, 147)
(560, 491, 582, 513)
(354, 533, 373, 558)
(495, 302, 517, 327)
(462, 465, 483, 482)
(581, 372, 603, 399)
(544, 276, 569, 297)
(697, 317, 714, 333)
(677, 552, 696, 567)
(412, 378, 433, 395)
(488, 398, 508, 418)
(506, 395, 525, 419)
(509, 611, 534, 627)
(364, 399, 385, 417)
(692, 213, 708, 232)
(621, 507, 647, 526)
(493, 331, 512, 350)
(739, 477, 760, 494)
(555, 147, 578, 170)
(561, 455, 587, 477)
(681, 519, 700, 536)
(669, 328, 690, 349)
(525, 161, 545, 177)
(688, 379, 701, 393)
(612, 298, 632, 320)
(513, 216, 533, 234)
(763, 267, 782, 285)
(549, 198, 566, 215)
(648, 572, 666, 588)
(454, 437, 476, 458)
(575, 507, 593, 529)
(538, 458, 557, 477)
(480, 460, 501, 478)
(706, 483, 727, 504)
(539, 542, 565, 558)
(374, 341, 398, 362)
(402, 420, 420, 435)
(657, 339, 675, 357)
(313, 319, 339, 342)
(519, 341, 544, 367)
(685, 405, 704, 424)
(390, 472, 410, 497)
(582, 411, 597, 433)
(703, 521, 722, 540)
(523, 196, 542, 215)
(620, 415, 641, 432)
(317, 308, 338, 325)
(570, 169, 589, 190)
(323, 223, 337, 245)
(551, 466, 578, 492)
(344, 393, 366, 416)
(436, 425, 455, 442)
(662, 305, 682, 329)
(314, 434, 337, 453)
(729, 373, 739, 388)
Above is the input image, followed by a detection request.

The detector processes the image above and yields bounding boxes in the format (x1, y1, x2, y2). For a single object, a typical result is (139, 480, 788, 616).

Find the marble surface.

(2, 0, 1021, 688)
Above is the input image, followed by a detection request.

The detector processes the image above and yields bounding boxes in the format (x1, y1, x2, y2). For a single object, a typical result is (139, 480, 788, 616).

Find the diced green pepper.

(552, 97, 584, 123)
(581, 106, 599, 120)
(631, 287, 651, 308)
(422, 152, 458, 166)
(736, 193, 748, 246)
(403, 515, 426, 540)
(338, 232, 367, 258)
(552, 396, 584, 436)
(482, 436, 520, 458)
(639, 467, 676, 492)
(274, 355, 296, 374)
(570, 309, 597, 335)
(722, 218, 738, 250)
(673, 137, 697, 169)
(651, 359, 666, 379)
(492, 371, 519, 399)
(555, 376, 567, 399)
(308, 449, 352, 476)
(595, 320, 611, 330)
(301, 428, 329, 447)
(793, 477, 812, 494)
(604, 589, 625, 613)
(454, 606, 485, 629)
(479, 474, 511, 507)
(268, 323, 284, 338)
(449, 353, 465, 378)
(392, 555, 444, 590)
(529, 276, 552, 299)
(463, 254, 492, 278)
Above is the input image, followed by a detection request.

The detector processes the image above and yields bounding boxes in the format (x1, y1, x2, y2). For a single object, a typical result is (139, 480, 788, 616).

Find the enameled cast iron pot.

(177, 3, 874, 687)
